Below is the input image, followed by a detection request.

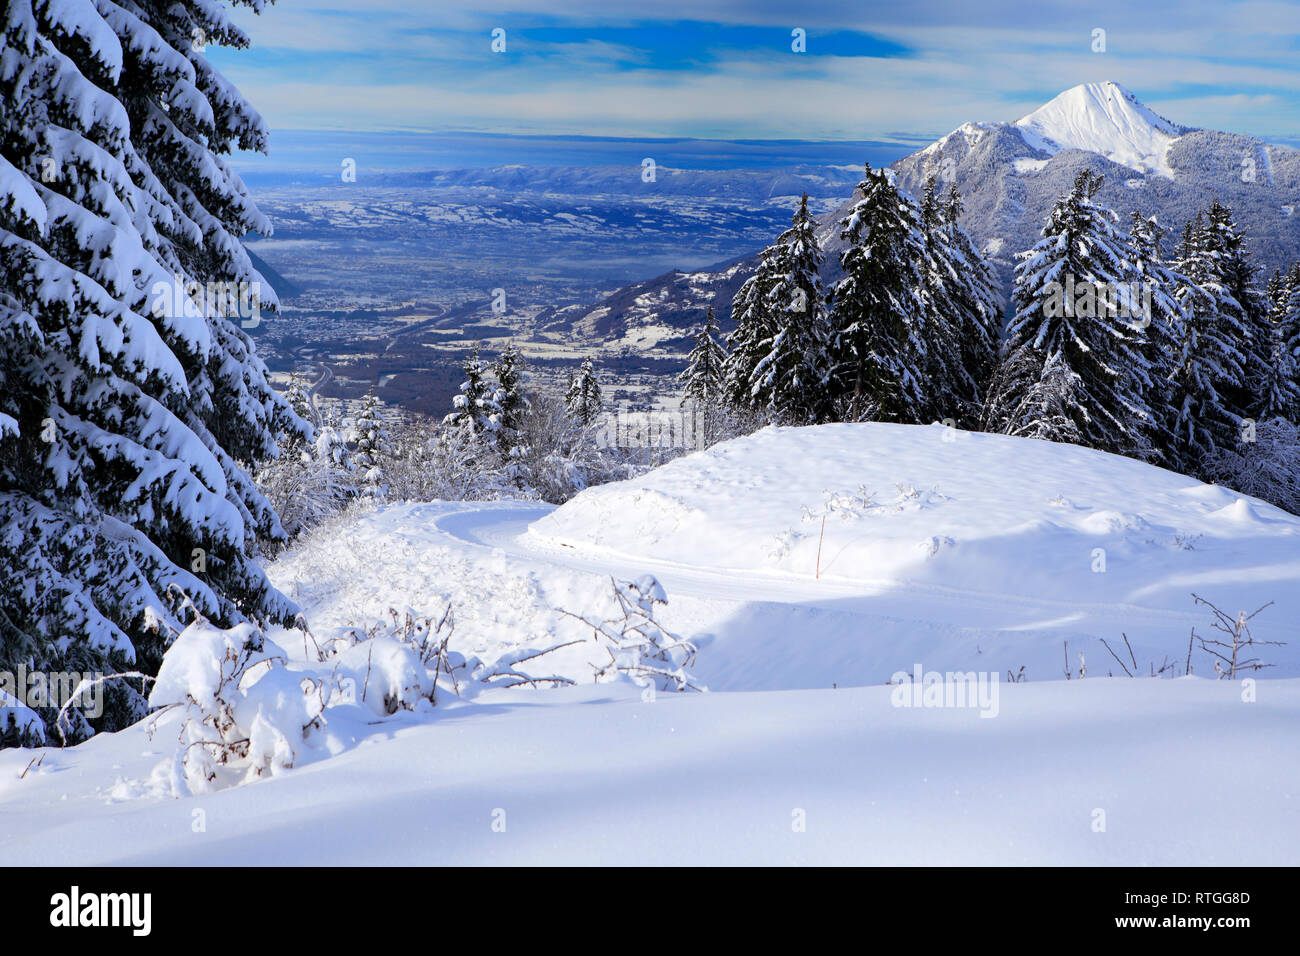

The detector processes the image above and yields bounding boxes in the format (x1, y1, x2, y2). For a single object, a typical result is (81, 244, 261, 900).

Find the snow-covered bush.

(336, 604, 580, 701)
(384, 418, 511, 503)
(254, 445, 359, 550)
(148, 619, 324, 795)
(382, 402, 641, 507)
(516, 394, 626, 503)
(565, 576, 704, 693)
(331, 606, 450, 712)
(1200, 417, 1300, 515)
(1, 690, 44, 749)
(333, 639, 433, 717)
(1191, 593, 1285, 679)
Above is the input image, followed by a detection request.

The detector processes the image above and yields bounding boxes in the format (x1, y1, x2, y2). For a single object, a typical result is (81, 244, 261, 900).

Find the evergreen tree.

(918, 179, 1002, 427)
(748, 194, 832, 422)
(827, 163, 930, 422)
(443, 349, 501, 445)
(1284, 264, 1300, 415)
(351, 390, 391, 498)
(986, 170, 1156, 456)
(491, 343, 531, 451)
(1127, 212, 1185, 458)
(681, 306, 728, 443)
(682, 307, 726, 406)
(566, 357, 603, 426)
(271, 373, 317, 465)
(1169, 211, 1252, 465)
(1201, 202, 1273, 422)
(1258, 269, 1300, 422)
(1265, 269, 1288, 324)
(311, 402, 357, 497)
(985, 351, 1084, 445)
(0, 0, 306, 743)
(723, 247, 779, 411)
(284, 377, 317, 438)
(915, 177, 963, 423)
(723, 194, 832, 423)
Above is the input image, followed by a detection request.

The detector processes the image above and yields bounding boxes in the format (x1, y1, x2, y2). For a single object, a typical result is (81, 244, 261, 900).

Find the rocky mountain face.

(552, 82, 1300, 347)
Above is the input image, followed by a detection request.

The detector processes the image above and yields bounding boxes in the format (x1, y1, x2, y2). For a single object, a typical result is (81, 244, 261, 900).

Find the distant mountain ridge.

(548, 82, 1300, 350)
(367, 164, 861, 201)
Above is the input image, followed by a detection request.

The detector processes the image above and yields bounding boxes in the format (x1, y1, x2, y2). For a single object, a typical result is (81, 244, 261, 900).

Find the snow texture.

(1014, 81, 1187, 179)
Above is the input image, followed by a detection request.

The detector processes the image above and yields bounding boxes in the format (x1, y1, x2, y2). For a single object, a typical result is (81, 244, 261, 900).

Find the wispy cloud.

(210, 1, 1300, 147)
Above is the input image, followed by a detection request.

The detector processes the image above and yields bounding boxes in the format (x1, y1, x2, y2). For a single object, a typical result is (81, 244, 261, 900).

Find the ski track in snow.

(439, 503, 1201, 628)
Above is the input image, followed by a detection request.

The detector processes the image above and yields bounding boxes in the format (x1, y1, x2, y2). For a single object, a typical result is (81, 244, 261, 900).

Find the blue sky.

(211, 0, 1300, 167)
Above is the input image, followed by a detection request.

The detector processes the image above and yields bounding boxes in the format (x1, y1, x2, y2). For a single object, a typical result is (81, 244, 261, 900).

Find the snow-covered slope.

(1013, 81, 1187, 178)
(5, 677, 1298, 865)
(4, 424, 1299, 865)
(532, 423, 1300, 674)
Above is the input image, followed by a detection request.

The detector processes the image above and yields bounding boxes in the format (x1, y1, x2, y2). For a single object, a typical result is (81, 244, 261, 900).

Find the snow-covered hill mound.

(6, 425, 1300, 865)
(1014, 81, 1187, 178)
(531, 423, 1300, 669)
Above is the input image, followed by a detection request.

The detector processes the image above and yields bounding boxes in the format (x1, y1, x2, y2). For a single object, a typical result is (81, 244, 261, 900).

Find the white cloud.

(213, 1, 1300, 144)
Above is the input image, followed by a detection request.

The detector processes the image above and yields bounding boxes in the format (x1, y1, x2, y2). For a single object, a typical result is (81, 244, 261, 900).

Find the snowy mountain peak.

(1013, 81, 1189, 178)
(920, 120, 996, 158)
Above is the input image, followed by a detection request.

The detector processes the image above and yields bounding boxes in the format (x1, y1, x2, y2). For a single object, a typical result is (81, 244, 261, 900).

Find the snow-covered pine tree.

(1168, 212, 1252, 466)
(265, 373, 316, 470)
(565, 356, 603, 426)
(1258, 268, 1300, 423)
(988, 351, 1085, 445)
(1284, 264, 1300, 416)
(946, 184, 1004, 413)
(1201, 202, 1273, 423)
(914, 177, 965, 424)
(443, 348, 501, 446)
(491, 343, 531, 451)
(489, 343, 533, 488)
(743, 193, 832, 423)
(722, 256, 776, 412)
(981, 328, 1036, 437)
(1201, 416, 1300, 516)
(1266, 268, 1288, 327)
(351, 390, 391, 498)
(0, 0, 307, 743)
(918, 179, 1002, 427)
(722, 196, 828, 421)
(1127, 212, 1185, 459)
(314, 404, 355, 482)
(827, 163, 929, 423)
(681, 305, 728, 444)
(986, 170, 1156, 456)
(284, 376, 316, 435)
(681, 306, 726, 405)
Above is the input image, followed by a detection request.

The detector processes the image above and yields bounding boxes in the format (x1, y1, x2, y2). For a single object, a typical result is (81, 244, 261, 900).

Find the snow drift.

(530, 422, 1300, 674)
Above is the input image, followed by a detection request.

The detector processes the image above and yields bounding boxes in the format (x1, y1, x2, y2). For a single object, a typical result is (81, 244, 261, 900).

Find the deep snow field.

(2, 423, 1298, 865)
